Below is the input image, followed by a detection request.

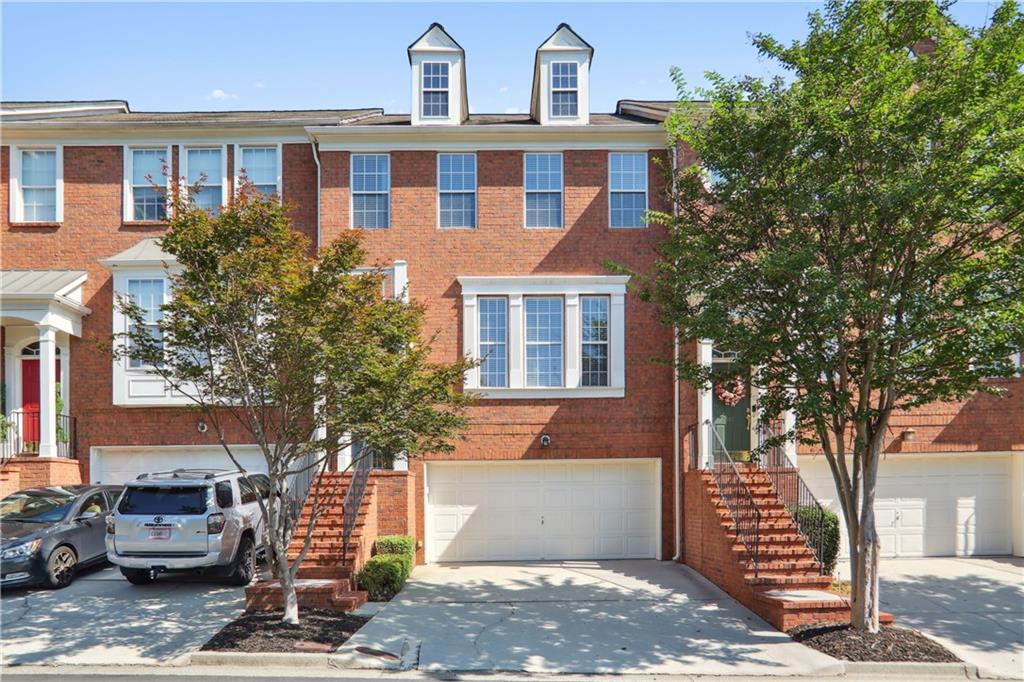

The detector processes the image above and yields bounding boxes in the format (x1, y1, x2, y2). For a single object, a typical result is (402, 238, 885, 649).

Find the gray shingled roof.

(356, 112, 659, 126)
(6, 108, 384, 128)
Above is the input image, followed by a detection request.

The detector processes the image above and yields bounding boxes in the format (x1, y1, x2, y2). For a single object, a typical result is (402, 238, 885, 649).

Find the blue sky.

(2, 2, 998, 114)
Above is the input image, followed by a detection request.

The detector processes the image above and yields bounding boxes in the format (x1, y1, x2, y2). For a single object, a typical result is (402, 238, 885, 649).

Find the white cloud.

(254, 81, 265, 89)
(498, 85, 510, 94)
(504, 106, 526, 114)
(206, 88, 239, 101)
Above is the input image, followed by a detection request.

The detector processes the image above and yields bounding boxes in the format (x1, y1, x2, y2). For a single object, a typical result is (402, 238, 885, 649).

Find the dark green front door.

(712, 373, 751, 456)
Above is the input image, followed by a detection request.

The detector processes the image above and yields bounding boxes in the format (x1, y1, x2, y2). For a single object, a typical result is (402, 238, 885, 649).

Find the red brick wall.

(370, 470, 415, 537)
(2, 457, 82, 489)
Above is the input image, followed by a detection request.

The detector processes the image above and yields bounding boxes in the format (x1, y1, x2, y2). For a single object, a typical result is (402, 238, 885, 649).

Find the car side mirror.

(77, 511, 99, 521)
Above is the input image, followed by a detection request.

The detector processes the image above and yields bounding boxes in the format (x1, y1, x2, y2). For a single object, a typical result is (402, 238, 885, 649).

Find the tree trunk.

(273, 534, 299, 624)
(849, 440, 882, 632)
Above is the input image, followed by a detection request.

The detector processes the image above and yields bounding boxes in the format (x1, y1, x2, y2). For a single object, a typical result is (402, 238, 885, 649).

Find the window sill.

(122, 221, 168, 228)
(467, 386, 624, 400)
(9, 221, 61, 228)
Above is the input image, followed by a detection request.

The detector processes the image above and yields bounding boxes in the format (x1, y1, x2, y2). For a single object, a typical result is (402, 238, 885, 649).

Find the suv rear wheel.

(121, 568, 155, 585)
(227, 535, 256, 586)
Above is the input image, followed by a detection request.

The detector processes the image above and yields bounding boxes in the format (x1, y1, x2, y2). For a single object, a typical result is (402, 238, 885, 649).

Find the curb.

(187, 651, 332, 668)
(844, 660, 985, 678)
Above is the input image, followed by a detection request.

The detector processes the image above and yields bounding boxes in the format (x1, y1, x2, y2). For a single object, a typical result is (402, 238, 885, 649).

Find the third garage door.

(425, 459, 660, 563)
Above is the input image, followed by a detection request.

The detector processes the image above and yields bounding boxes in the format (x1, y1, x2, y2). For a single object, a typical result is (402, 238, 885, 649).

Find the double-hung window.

(185, 147, 224, 214)
(524, 153, 563, 228)
(126, 278, 164, 369)
(16, 148, 60, 222)
(438, 153, 476, 228)
(581, 296, 610, 386)
(238, 146, 279, 197)
(422, 62, 450, 118)
(609, 152, 648, 228)
(525, 297, 564, 387)
(478, 297, 508, 387)
(550, 62, 579, 118)
(128, 148, 168, 221)
(351, 154, 390, 229)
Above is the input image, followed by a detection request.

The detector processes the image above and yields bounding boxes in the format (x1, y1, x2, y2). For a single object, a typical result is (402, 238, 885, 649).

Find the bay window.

(478, 297, 508, 387)
(126, 278, 164, 368)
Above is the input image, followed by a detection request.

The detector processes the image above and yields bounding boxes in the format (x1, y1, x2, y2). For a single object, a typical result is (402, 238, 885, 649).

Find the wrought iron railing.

(757, 421, 829, 574)
(0, 411, 77, 460)
(341, 442, 374, 559)
(706, 421, 761, 576)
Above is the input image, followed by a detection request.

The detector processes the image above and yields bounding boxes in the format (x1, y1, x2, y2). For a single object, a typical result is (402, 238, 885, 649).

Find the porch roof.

(99, 238, 176, 269)
(0, 269, 91, 336)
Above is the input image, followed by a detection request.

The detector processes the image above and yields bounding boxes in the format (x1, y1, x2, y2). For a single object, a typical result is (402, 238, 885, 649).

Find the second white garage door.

(426, 459, 660, 563)
(90, 445, 269, 485)
(800, 454, 1012, 557)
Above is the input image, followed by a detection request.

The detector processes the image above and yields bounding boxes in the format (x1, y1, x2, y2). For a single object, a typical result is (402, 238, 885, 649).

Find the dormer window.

(422, 62, 450, 118)
(550, 62, 578, 118)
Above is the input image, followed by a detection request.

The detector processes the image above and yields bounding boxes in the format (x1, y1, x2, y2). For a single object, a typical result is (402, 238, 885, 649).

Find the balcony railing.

(706, 421, 761, 576)
(0, 410, 78, 461)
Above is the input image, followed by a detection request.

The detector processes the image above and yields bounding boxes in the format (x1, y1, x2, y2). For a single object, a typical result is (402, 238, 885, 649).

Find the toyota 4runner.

(106, 469, 268, 585)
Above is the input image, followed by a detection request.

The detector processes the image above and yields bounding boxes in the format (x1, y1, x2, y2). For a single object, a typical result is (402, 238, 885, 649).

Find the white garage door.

(426, 459, 660, 563)
(800, 454, 1012, 557)
(91, 446, 268, 485)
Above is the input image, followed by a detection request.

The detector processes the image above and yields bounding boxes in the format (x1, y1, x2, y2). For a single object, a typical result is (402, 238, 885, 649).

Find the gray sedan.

(0, 485, 122, 589)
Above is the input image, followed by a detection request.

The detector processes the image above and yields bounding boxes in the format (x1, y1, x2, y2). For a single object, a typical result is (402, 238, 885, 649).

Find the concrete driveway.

(841, 556, 1023, 680)
(0, 563, 245, 665)
(335, 560, 841, 675)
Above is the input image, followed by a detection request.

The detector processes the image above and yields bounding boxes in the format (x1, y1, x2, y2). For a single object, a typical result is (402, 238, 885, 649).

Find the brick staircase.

(245, 472, 377, 613)
(685, 464, 850, 631)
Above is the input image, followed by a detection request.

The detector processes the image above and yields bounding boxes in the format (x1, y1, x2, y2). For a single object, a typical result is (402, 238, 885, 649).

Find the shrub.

(791, 505, 841, 576)
(375, 534, 415, 558)
(356, 554, 410, 601)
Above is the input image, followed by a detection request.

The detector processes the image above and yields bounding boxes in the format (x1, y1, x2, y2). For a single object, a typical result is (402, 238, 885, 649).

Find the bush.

(375, 535, 415, 558)
(356, 554, 410, 601)
(791, 505, 841, 576)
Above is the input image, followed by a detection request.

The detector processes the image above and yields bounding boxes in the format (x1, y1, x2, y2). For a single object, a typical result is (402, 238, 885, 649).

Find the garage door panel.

(426, 460, 658, 562)
(800, 455, 1011, 558)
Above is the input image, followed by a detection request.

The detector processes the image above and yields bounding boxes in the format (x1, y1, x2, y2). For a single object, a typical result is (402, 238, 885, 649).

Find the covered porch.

(1, 270, 90, 461)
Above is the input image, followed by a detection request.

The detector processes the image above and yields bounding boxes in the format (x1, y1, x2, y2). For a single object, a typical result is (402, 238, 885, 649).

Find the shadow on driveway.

(1, 564, 245, 665)
(335, 560, 841, 675)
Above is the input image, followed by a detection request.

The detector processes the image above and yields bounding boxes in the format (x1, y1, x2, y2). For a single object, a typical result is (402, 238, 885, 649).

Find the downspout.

(671, 139, 683, 562)
(309, 134, 322, 250)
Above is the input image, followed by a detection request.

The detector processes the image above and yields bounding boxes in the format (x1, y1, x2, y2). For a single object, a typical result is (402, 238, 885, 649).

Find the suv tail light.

(207, 513, 226, 535)
(106, 516, 116, 535)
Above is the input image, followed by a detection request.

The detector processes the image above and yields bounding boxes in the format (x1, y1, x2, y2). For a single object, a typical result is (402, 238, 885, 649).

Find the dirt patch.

(201, 609, 370, 653)
(790, 623, 960, 663)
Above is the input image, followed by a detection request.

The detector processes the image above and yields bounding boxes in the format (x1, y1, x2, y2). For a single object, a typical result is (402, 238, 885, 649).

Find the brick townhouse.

(1, 23, 1021, 626)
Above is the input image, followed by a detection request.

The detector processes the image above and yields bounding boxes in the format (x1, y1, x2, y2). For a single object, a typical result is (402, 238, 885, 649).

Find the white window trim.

(608, 151, 649, 229)
(123, 145, 173, 222)
(459, 275, 628, 399)
(233, 143, 283, 200)
(110, 265, 190, 407)
(523, 151, 564, 229)
(549, 61, 579, 120)
(350, 152, 391, 229)
(580, 294, 610, 387)
(421, 61, 450, 119)
(9, 145, 63, 223)
(477, 296, 509, 388)
(437, 152, 477, 229)
(181, 144, 228, 211)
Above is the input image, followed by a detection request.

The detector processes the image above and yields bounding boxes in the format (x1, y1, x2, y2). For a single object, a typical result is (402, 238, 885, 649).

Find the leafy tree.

(649, 0, 1023, 631)
(113, 182, 472, 624)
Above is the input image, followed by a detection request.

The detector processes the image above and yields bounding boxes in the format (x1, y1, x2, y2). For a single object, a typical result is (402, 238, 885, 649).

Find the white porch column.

(36, 324, 58, 457)
(697, 340, 714, 468)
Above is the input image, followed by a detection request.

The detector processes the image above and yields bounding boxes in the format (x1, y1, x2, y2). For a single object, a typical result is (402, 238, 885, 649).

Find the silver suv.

(106, 469, 268, 586)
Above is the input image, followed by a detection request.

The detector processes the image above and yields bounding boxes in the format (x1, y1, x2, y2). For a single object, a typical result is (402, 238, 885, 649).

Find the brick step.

(731, 544, 816, 559)
(295, 565, 353, 580)
(287, 551, 358, 563)
(245, 578, 367, 613)
(718, 519, 798, 532)
(740, 558, 821, 572)
(712, 505, 792, 519)
(748, 574, 832, 588)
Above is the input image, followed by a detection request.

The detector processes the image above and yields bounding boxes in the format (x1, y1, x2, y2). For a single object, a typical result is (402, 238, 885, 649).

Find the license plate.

(148, 528, 171, 540)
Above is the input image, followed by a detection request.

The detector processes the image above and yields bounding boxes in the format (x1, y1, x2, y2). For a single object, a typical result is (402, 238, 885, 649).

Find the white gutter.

(310, 140, 322, 249)
(671, 139, 683, 563)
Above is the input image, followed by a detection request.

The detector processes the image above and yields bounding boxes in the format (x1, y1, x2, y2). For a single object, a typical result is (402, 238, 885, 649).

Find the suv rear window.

(118, 486, 208, 515)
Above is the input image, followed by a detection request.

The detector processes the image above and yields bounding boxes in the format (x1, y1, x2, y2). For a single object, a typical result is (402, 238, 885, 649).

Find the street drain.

(355, 646, 400, 661)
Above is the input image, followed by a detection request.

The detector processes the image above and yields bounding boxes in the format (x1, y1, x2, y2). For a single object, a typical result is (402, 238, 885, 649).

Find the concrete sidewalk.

(333, 560, 843, 675)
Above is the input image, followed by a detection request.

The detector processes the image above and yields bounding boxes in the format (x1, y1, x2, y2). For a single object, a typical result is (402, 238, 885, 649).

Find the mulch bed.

(790, 623, 961, 663)
(201, 609, 370, 653)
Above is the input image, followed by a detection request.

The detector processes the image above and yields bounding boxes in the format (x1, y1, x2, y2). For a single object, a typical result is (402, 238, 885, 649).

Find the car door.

(72, 491, 110, 561)
(237, 476, 263, 545)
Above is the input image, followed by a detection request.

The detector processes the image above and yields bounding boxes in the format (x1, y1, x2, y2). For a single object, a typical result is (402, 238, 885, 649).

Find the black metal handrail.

(706, 421, 761, 576)
(0, 411, 77, 460)
(757, 421, 829, 574)
(341, 442, 374, 559)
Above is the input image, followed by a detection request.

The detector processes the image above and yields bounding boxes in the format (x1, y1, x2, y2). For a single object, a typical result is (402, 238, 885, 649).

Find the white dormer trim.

(531, 24, 593, 126)
(408, 23, 468, 126)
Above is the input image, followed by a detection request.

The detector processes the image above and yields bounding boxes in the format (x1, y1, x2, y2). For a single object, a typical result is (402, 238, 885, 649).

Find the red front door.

(20, 359, 61, 443)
